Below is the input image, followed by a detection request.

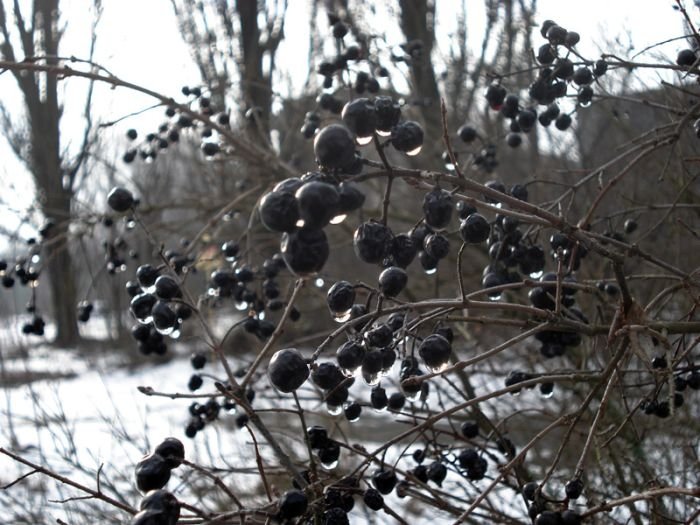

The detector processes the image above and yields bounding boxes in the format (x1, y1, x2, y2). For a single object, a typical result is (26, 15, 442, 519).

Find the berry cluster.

(121, 86, 230, 164)
(81, 11, 700, 525)
(130, 438, 184, 525)
(459, 19, 610, 160)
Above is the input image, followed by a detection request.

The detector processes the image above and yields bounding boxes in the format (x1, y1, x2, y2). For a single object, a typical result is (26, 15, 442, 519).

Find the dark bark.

(398, 0, 443, 163)
(236, 0, 272, 138)
(171, 0, 286, 142)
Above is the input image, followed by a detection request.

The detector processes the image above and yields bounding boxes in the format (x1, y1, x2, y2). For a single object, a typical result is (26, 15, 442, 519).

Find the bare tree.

(170, 0, 287, 141)
(0, 0, 101, 346)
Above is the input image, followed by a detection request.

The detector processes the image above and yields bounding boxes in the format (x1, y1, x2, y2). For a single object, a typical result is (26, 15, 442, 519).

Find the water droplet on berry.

(169, 328, 181, 339)
(488, 293, 503, 302)
(321, 459, 339, 470)
(427, 362, 449, 374)
(529, 271, 543, 279)
(295, 219, 305, 228)
(356, 135, 372, 146)
(235, 301, 248, 311)
(341, 365, 361, 377)
(31, 255, 40, 264)
(330, 214, 347, 225)
(156, 324, 174, 336)
(315, 278, 325, 287)
(333, 310, 352, 323)
(377, 129, 391, 137)
(424, 267, 437, 275)
(327, 403, 342, 416)
(363, 372, 381, 386)
(406, 145, 422, 156)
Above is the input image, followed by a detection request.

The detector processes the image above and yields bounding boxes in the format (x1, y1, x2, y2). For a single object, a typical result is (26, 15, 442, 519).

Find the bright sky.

(0, 0, 690, 248)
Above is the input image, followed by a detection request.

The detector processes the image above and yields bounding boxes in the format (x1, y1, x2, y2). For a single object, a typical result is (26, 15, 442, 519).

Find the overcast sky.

(0, 0, 689, 249)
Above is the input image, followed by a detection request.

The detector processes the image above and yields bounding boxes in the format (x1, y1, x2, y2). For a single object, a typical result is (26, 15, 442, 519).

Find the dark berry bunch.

(184, 397, 233, 438)
(134, 438, 185, 493)
(129, 490, 181, 525)
(127, 264, 190, 353)
(521, 480, 583, 525)
(121, 87, 230, 164)
(257, 172, 364, 276)
(465, 19, 610, 158)
(305, 425, 342, 470)
(129, 438, 184, 525)
(1, 252, 48, 336)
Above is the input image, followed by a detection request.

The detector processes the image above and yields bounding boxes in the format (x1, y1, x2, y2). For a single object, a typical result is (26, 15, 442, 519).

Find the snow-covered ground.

(0, 316, 430, 524)
(0, 316, 266, 523)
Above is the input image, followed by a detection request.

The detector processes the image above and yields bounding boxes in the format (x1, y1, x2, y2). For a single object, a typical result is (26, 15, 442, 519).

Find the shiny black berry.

(391, 121, 424, 155)
(419, 334, 452, 371)
(461, 420, 479, 439)
(372, 469, 398, 494)
(314, 124, 356, 170)
(135, 453, 171, 492)
(677, 49, 697, 67)
(458, 124, 477, 142)
(311, 362, 345, 390)
(107, 187, 135, 212)
(459, 214, 490, 244)
(278, 489, 308, 519)
(338, 182, 366, 213)
(281, 227, 329, 275)
(306, 425, 329, 449)
(353, 221, 393, 264)
(391, 233, 418, 268)
(422, 188, 453, 230)
(295, 181, 341, 229)
(337, 340, 365, 371)
(374, 97, 401, 134)
(427, 461, 447, 486)
(154, 438, 185, 469)
(259, 190, 300, 233)
(327, 281, 356, 314)
(341, 98, 377, 140)
(565, 478, 584, 499)
(344, 401, 362, 421)
(154, 276, 180, 300)
(139, 489, 180, 525)
(363, 488, 384, 510)
(268, 348, 309, 393)
(378, 266, 408, 297)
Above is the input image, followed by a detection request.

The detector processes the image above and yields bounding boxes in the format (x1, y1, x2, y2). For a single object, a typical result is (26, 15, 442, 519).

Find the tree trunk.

(30, 0, 80, 347)
(31, 118, 81, 347)
(398, 0, 443, 163)
(44, 228, 80, 347)
(236, 0, 272, 139)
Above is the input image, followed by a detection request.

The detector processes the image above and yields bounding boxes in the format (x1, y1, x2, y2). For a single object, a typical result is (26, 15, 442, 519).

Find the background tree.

(0, 0, 101, 346)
